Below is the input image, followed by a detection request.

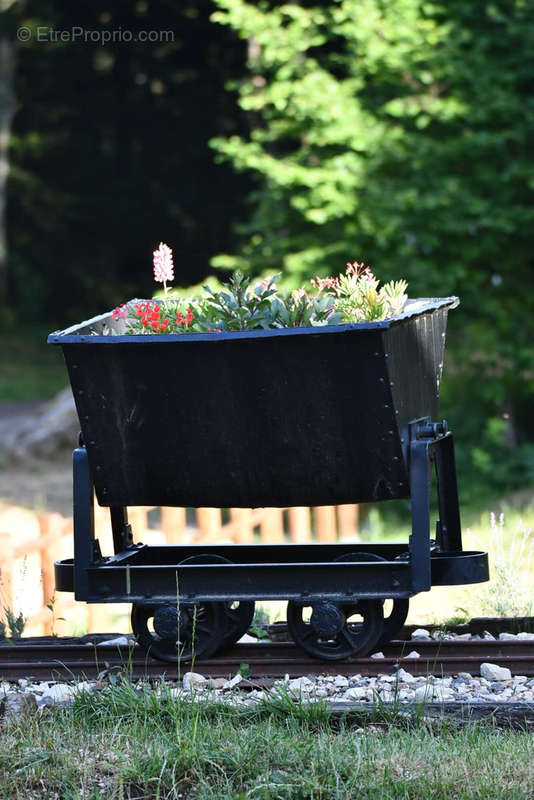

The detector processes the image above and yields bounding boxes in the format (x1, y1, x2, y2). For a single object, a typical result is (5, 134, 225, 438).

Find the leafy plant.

(46, 593, 65, 637)
(2, 607, 25, 638)
(248, 605, 272, 641)
(238, 662, 251, 679)
(313, 261, 408, 323)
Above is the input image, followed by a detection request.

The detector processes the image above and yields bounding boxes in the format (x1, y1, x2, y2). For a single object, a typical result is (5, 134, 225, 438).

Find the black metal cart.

(50, 297, 488, 662)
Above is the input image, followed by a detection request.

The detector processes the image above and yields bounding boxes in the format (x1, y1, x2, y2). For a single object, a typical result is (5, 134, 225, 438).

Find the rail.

(1, 633, 533, 681)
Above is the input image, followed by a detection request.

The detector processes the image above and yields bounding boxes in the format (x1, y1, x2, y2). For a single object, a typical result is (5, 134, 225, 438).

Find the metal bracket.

(412, 418, 448, 440)
(110, 507, 134, 553)
(408, 417, 462, 592)
(73, 444, 95, 600)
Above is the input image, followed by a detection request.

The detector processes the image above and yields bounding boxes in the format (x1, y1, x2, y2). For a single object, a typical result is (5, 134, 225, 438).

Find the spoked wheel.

(334, 551, 410, 647)
(378, 598, 409, 646)
(179, 554, 255, 651)
(131, 601, 224, 663)
(220, 600, 256, 650)
(286, 598, 384, 660)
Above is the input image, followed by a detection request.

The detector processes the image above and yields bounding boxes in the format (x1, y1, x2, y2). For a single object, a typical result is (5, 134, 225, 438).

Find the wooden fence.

(0, 502, 359, 635)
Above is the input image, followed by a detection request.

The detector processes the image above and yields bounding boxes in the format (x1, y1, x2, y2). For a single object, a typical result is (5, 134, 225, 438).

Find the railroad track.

(1, 629, 534, 682)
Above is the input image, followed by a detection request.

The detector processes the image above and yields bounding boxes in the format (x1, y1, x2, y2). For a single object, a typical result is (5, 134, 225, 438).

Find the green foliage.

(210, 0, 534, 498)
(1, 607, 25, 638)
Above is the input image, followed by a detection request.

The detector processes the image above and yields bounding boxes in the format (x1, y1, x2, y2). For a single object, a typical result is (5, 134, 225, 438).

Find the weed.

(46, 593, 65, 637)
(1, 606, 25, 638)
(469, 512, 534, 618)
(238, 662, 250, 679)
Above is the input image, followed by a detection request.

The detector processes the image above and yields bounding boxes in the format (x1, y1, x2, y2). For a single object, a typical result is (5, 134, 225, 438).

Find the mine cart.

(49, 297, 488, 661)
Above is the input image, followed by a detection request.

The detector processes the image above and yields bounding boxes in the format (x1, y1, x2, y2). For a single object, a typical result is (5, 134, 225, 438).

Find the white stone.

(482, 631, 496, 640)
(414, 685, 451, 703)
(237, 633, 258, 643)
(411, 628, 431, 640)
(334, 675, 349, 688)
(454, 633, 472, 641)
(182, 672, 207, 691)
(457, 672, 472, 679)
(289, 677, 312, 692)
(370, 652, 385, 659)
(222, 673, 243, 691)
(480, 663, 512, 682)
(516, 632, 534, 641)
(97, 636, 136, 647)
(43, 683, 77, 702)
(209, 678, 227, 690)
(498, 632, 517, 641)
(396, 668, 415, 683)
(405, 650, 421, 659)
(343, 686, 371, 701)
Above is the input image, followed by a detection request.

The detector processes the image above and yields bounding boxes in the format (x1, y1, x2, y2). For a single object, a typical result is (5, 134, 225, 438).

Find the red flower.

(112, 305, 127, 320)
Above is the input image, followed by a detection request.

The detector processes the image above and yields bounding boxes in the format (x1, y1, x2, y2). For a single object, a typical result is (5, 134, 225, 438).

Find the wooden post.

(0, 531, 13, 615)
(314, 506, 337, 542)
(161, 507, 187, 544)
(288, 507, 311, 543)
(38, 512, 64, 635)
(337, 504, 359, 540)
(229, 508, 254, 543)
(259, 509, 285, 543)
(196, 508, 221, 543)
(127, 508, 148, 543)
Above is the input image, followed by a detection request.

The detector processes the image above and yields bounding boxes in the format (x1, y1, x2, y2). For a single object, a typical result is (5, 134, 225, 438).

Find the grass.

(0, 681, 533, 799)
(0, 327, 66, 402)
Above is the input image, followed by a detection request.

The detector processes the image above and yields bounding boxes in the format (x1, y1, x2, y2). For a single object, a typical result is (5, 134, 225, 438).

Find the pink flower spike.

(153, 242, 174, 294)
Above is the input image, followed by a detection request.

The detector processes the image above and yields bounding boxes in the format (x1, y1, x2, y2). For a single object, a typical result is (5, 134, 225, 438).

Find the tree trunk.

(0, 35, 16, 317)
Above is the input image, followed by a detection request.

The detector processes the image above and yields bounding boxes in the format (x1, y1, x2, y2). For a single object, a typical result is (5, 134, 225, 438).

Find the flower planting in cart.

(48, 242, 488, 664)
(110, 243, 409, 335)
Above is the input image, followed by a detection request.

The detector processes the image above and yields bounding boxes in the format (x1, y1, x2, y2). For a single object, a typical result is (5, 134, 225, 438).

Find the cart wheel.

(179, 554, 255, 651)
(131, 601, 224, 663)
(334, 551, 410, 647)
(286, 598, 384, 660)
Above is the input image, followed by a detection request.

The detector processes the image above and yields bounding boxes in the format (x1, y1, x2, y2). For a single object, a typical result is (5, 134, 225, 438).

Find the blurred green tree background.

(1, 0, 533, 504)
(208, 0, 534, 503)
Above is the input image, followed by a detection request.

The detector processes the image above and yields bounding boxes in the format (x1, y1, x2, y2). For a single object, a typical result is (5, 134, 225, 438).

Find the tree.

(5, 0, 250, 324)
(210, 0, 534, 498)
(0, 1, 17, 322)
